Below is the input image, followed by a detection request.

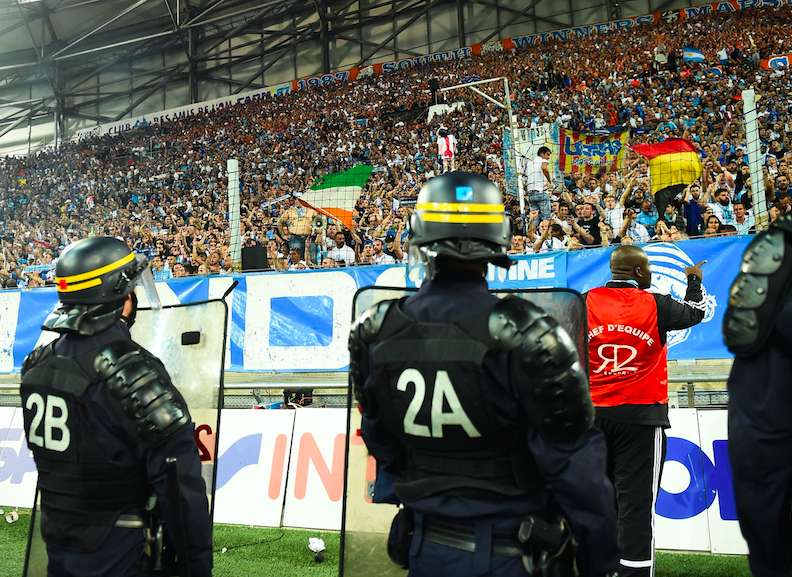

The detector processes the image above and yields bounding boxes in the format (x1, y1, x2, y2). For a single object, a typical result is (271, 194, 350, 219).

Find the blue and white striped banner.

(0, 237, 749, 373)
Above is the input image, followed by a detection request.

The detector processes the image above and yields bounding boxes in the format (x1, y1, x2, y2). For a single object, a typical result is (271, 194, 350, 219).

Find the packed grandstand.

(1, 3, 791, 288)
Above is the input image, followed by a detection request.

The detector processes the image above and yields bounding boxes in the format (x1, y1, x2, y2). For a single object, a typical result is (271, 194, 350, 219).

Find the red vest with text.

(586, 287, 667, 407)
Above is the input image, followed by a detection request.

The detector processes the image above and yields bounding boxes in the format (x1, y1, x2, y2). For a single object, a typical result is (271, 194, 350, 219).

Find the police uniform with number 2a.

(349, 172, 619, 577)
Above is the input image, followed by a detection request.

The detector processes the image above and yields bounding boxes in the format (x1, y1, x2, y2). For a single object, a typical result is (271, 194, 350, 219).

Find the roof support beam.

(470, 0, 567, 30)
(183, 0, 231, 26)
(355, 0, 443, 66)
(478, 0, 545, 44)
(51, 0, 156, 59)
(0, 103, 46, 140)
(334, 32, 422, 57)
(231, 28, 314, 94)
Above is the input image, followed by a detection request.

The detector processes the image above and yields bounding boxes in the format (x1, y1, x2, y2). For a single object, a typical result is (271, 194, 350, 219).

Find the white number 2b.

(26, 393, 71, 452)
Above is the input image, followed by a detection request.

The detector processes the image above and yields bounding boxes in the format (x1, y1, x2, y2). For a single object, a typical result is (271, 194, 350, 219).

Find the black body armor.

(350, 296, 592, 503)
(20, 337, 191, 551)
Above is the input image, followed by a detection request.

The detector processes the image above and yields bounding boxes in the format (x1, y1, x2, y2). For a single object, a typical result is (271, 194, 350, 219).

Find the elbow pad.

(724, 222, 792, 356)
(95, 341, 192, 447)
(491, 297, 594, 441)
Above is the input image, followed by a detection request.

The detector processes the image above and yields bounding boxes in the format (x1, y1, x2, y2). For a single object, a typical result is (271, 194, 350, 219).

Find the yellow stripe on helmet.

(420, 213, 506, 224)
(416, 202, 504, 214)
(55, 251, 136, 284)
(56, 277, 103, 293)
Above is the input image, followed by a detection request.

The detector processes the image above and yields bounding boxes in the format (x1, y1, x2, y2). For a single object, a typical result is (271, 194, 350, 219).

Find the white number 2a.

(26, 393, 71, 452)
(396, 369, 481, 439)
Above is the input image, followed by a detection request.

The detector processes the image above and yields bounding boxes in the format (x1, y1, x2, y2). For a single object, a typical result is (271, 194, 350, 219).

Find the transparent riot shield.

(23, 299, 228, 577)
(130, 299, 227, 511)
(340, 286, 587, 577)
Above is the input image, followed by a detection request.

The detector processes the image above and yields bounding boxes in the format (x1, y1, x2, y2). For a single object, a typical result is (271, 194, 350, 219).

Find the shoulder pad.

(772, 213, 792, 235)
(348, 299, 397, 415)
(724, 227, 792, 356)
(94, 340, 191, 446)
(22, 344, 53, 376)
(498, 297, 593, 441)
(351, 299, 397, 343)
(739, 227, 785, 275)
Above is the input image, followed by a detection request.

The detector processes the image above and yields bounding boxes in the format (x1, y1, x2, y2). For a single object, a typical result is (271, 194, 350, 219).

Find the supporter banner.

(71, 1, 789, 140)
(502, 127, 518, 197)
(556, 129, 630, 175)
(761, 53, 792, 69)
(0, 237, 750, 373)
(0, 407, 748, 555)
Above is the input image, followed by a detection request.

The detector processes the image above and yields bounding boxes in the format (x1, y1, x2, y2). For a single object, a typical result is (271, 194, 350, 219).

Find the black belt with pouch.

(419, 513, 578, 577)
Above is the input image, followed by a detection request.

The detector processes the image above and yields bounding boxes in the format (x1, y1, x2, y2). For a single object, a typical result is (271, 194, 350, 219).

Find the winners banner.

(0, 237, 749, 372)
(556, 129, 630, 175)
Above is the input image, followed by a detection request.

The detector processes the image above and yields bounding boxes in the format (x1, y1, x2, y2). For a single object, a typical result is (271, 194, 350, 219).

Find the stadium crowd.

(1, 4, 792, 287)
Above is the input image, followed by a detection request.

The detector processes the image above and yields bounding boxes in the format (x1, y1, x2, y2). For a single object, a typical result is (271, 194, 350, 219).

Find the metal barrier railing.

(0, 373, 731, 409)
(668, 375, 729, 408)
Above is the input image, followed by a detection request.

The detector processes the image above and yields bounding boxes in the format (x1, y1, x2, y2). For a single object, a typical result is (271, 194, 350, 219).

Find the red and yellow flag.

(631, 139, 702, 194)
(556, 130, 629, 176)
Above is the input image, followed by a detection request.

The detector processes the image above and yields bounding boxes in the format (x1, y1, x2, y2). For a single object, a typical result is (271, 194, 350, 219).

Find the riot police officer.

(724, 215, 792, 577)
(20, 237, 212, 577)
(349, 172, 619, 577)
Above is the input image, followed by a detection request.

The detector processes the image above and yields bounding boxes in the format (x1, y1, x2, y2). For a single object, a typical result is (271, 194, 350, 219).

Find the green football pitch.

(0, 511, 751, 577)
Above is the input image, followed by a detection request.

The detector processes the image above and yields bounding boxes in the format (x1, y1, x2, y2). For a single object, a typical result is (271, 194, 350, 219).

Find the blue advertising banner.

(0, 237, 749, 373)
(566, 237, 750, 360)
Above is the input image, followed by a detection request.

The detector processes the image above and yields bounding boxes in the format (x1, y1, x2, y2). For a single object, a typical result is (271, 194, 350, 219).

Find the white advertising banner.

(281, 408, 347, 530)
(655, 408, 711, 552)
(243, 273, 358, 371)
(0, 405, 753, 558)
(0, 406, 38, 508)
(213, 410, 296, 527)
(697, 410, 748, 555)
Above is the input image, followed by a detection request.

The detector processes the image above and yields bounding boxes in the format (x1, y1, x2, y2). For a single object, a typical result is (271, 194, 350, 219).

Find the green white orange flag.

(300, 164, 373, 228)
(631, 138, 702, 194)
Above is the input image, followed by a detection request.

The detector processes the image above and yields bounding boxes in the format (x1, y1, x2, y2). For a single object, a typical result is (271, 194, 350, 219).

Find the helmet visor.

(135, 256, 162, 310)
(406, 242, 428, 287)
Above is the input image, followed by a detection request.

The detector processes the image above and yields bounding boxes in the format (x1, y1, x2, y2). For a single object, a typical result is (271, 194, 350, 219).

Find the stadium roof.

(0, 0, 669, 154)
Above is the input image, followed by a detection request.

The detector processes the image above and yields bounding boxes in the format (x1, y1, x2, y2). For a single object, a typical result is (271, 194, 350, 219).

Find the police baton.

(165, 457, 192, 577)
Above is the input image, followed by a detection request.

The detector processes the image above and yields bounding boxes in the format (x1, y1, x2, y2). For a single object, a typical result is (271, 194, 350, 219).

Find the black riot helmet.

(45, 237, 155, 335)
(408, 171, 512, 272)
(54, 236, 148, 304)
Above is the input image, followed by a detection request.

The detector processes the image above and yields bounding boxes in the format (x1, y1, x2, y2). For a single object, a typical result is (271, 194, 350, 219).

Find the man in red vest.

(586, 245, 706, 577)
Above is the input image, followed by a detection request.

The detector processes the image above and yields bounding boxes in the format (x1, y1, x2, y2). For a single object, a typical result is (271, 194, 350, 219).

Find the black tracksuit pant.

(596, 417, 667, 577)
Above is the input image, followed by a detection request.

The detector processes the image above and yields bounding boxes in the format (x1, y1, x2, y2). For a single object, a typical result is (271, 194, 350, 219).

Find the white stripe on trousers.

(620, 426, 663, 576)
(650, 426, 663, 577)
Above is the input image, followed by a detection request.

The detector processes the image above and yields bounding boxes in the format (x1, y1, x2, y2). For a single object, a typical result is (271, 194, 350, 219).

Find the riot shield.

(23, 299, 228, 577)
(340, 286, 587, 577)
